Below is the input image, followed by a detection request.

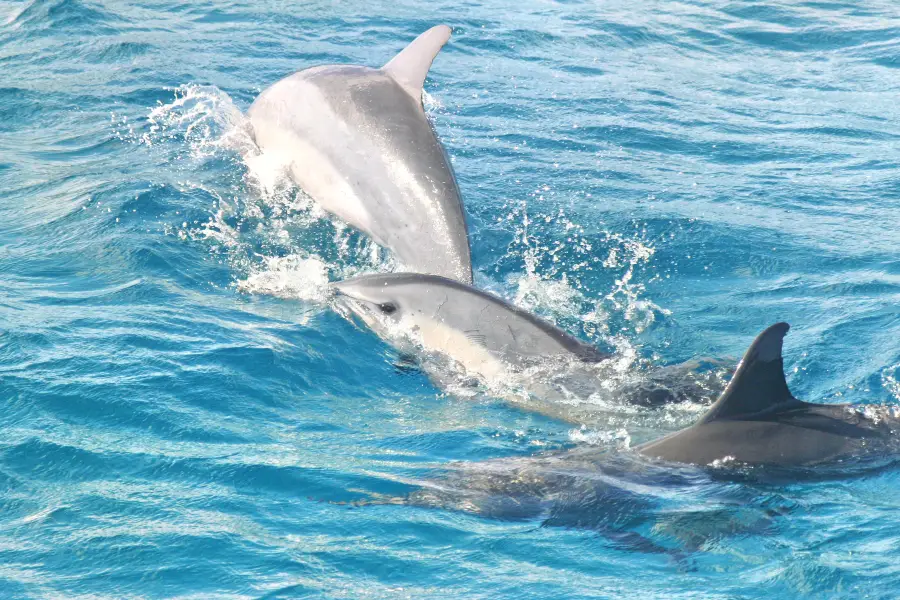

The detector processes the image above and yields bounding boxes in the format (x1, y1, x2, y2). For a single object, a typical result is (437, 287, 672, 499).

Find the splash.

(129, 84, 393, 305)
(143, 84, 255, 158)
(236, 254, 331, 302)
(882, 363, 900, 403)
(503, 199, 669, 341)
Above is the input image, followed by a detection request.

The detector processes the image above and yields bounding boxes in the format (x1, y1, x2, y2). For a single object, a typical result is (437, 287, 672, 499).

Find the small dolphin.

(247, 25, 472, 283)
(332, 272, 728, 418)
(637, 323, 899, 467)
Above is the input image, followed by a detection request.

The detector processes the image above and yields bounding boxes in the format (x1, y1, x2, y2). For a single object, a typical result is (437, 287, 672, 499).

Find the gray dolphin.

(331, 272, 728, 418)
(637, 323, 899, 467)
(247, 25, 472, 283)
(348, 444, 783, 546)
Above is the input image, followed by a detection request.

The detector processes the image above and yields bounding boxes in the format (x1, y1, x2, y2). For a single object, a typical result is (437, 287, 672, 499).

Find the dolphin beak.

(330, 278, 358, 297)
(330, 284, 358, 320)
(329, 282, 375, 332)
(330, 280, 367, 312)
(330, 282, 353, 310)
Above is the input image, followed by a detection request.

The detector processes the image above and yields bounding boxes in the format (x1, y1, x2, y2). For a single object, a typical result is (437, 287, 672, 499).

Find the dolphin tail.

(382, 25, 452, 101)
(699, 322, 803, 423)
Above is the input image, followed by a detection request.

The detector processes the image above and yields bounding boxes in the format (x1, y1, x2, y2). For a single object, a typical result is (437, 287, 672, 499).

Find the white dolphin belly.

(403, 313, 510, 382)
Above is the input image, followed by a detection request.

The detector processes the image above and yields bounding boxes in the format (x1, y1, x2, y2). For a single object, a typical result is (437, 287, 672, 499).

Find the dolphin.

(637, 322, 900, 467)
(247, 25, 473, 283)
(331, 272, 729, 419)
(346, 445, 785, 546)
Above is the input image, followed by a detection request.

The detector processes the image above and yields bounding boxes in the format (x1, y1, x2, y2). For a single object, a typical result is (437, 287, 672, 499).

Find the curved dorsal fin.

(699, 322, 799, 423)
(382, 25, 451, 101)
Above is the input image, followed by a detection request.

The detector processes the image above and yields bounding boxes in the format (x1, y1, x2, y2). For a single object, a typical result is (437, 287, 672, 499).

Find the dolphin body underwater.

(332, 272, 728, 418)
(247, 26, 472, 284)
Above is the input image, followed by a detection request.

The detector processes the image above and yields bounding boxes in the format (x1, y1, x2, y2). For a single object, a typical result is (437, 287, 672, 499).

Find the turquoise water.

(2, 0, 900, 597)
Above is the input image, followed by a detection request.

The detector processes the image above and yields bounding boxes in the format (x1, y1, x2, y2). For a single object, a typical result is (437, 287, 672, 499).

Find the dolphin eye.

(378, 302, 397, 315)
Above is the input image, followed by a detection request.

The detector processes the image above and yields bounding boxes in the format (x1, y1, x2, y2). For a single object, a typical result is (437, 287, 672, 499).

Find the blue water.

(2, 0, 900, 597)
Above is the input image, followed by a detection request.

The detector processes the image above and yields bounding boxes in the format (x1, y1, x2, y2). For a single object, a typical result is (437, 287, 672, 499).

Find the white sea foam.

(708, 455, 737, 468)
(569, 426, 632, 448)
(236, 254, 331, 302)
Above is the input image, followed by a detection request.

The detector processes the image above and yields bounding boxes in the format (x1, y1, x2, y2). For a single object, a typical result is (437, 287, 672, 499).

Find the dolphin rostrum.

(331, 272, 728, 419)
(247, 25, 473, 283)
(637, 323, 899, 467)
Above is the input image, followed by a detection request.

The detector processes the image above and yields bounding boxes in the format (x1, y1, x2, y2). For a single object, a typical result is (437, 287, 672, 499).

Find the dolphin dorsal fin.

(699, 322, 799, 423)
(382, 25, 452, 101)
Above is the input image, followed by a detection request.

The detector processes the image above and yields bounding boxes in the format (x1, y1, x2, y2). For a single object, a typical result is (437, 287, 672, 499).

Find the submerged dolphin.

(637, 323, 900, 467)
(348, 441, 786, 544)
(331, 272, 728, 418)
(407, 452, 788, 542)
(247, 25, 472, 283)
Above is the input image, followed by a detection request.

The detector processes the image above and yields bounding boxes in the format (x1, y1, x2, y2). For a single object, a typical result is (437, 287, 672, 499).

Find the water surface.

(1, 0, 900, 597)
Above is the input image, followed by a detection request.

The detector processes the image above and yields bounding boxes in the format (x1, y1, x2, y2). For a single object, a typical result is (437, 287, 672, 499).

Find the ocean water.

(2, 0, 900, 597)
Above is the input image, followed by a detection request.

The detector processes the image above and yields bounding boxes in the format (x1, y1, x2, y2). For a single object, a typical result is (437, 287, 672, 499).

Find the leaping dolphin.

(331, 272, 728, 419)
(247, 25, 473, 283)
(637, 323, 900, 467)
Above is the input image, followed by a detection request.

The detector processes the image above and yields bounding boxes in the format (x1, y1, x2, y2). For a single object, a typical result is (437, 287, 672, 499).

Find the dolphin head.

(331, 273, 419, 334)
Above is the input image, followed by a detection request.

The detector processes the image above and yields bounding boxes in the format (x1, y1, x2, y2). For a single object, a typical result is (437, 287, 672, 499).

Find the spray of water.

(880, 363, 900, 404)
(121, 84, 392, 304)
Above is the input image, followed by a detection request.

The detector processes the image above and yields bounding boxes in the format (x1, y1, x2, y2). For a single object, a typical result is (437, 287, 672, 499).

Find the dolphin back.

(396, 274, 610, 366)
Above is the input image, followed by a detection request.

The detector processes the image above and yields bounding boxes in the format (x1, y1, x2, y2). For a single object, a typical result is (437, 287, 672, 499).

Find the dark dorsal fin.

(699, 322, 800, 423)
